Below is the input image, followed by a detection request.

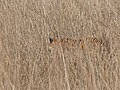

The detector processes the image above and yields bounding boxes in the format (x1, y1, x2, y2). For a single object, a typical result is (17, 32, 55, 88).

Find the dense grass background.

(0, 0, 120, 90)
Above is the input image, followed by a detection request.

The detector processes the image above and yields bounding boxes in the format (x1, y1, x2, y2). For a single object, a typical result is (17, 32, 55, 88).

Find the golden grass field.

(0, 0, 120, 90)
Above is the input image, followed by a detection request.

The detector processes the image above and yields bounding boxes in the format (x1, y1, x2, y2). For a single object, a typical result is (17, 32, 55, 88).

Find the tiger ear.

(49, 37, 53, 43)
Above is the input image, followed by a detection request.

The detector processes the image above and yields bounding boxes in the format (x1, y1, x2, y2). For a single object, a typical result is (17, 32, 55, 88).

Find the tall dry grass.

(0, 0, 120, 90)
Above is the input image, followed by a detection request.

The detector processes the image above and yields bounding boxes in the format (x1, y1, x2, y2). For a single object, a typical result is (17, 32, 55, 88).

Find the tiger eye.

(79, 39, 82, 42)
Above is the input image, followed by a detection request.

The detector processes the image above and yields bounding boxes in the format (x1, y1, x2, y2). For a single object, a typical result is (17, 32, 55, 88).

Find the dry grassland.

(0, 0, 120, 90)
